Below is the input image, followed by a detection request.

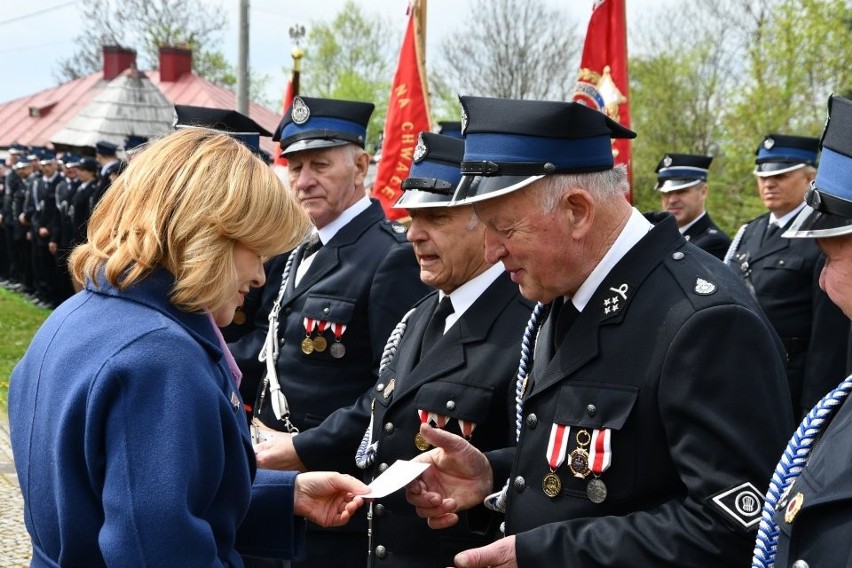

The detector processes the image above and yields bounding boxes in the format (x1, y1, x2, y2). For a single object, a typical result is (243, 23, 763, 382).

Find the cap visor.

(282, 138, 352, 156)
(656, 179, 702, 192)
(393, 189, 454, 209)
(783, 204, 852, 238)
(754, 162, 806, 177)
(451, 174, 544, 205)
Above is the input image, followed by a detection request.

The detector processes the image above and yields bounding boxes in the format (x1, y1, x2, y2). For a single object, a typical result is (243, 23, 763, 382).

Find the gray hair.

(535, 165, 629, 213)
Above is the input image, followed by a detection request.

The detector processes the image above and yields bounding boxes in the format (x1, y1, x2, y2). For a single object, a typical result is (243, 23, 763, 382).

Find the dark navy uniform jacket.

(727, 212, 850, 412)
(489, 213, 793, 567)
(773, 387, 852, 567)
(293, 271, 532, 567)
(683, 212, 730, 260)
(230, 200, 429, 437)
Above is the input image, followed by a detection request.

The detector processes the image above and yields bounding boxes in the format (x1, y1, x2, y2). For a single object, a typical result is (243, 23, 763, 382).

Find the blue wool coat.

(9, 269, 305, 567)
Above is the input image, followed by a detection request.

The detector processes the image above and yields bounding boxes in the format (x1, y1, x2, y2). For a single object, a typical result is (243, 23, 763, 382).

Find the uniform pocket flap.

(767, 255, 804, 271)
(553, 382, 639, 430)
(413, 381, 494, 423)
(302, 293, 356, 323)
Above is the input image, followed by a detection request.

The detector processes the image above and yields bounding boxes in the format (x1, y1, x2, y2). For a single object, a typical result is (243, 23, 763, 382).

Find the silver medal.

(329, 342, 346, 359)
(586, 478, 607, 504)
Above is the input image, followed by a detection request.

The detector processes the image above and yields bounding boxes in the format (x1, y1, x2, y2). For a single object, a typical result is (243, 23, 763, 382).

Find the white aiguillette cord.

(257, 243, 304, 434)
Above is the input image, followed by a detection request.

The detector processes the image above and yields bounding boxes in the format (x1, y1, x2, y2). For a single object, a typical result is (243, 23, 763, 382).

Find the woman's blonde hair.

(70, 128, 311, 313)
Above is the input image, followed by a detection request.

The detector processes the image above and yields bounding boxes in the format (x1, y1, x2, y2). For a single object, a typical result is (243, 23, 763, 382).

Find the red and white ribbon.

(588, 428, 612, 474)
(303, 317, 316, 336)
(546, 424, 571, 470)
(332, 322, 347, 341)
(458, 419, 477, 438)
(316, 320, 328, 335)
(418, 409, 448, 428)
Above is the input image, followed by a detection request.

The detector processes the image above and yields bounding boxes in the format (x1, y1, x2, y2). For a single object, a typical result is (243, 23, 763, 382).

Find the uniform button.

(526, 413, 538, 428)
(284, 307, 292, 315)
(376, 383, 385, 393)
(792, 561, 809, 568)
(446, 400, 456, 411)
(374, 503, 386, 517)
(778, 260, 786, 266)
(672, 251, 685, 260)
(323, 307, 331, 314)
(378, 462, 389, 473)
(375, 545, 387, 559)
(279, 337, 285, 345)
(513, 476, 525, 493)
(586, 404, 597, 417)
(383, 422, 394, 435)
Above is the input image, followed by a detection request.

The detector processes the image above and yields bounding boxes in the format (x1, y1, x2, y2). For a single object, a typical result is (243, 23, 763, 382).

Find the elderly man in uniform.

(655, 153, 730, 260)
(252, 131, 532, 567)
(751, 94, 852, 568)
(229, 96, 429, 568)
(725, 134, 850, 417)
(404, 95, 794, 567)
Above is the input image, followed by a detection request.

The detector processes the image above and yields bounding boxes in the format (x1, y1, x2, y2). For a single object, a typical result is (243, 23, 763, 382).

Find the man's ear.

(353, 151, 371, 184)
(560, 189, 595, 238)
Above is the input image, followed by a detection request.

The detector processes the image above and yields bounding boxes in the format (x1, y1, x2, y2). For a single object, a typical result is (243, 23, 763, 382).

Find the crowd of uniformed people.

(6, 90, 852, 568)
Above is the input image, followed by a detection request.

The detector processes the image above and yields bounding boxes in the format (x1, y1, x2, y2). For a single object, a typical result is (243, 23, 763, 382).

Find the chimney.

(159, 46, 193, 82)
(103, 45, 136, 81)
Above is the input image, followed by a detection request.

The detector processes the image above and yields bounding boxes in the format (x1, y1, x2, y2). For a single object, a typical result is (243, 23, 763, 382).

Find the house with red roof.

(0, 45, 282, 158)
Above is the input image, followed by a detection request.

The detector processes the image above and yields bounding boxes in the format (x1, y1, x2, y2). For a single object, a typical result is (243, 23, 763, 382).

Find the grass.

(0, 287, 51, 413)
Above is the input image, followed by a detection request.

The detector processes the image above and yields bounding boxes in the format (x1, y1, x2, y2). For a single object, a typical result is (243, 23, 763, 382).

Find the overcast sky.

(0, 0, 661, 107)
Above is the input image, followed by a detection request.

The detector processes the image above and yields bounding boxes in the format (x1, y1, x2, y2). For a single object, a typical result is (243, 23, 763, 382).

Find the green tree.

(299, 0, 397, 152)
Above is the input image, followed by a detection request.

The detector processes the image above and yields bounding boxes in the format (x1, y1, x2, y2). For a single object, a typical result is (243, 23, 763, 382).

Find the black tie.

(303, 233, 322, 257)
(552, 297, 580, 353)
(420, 296, 454, 360)
(762, 223, 779, 245)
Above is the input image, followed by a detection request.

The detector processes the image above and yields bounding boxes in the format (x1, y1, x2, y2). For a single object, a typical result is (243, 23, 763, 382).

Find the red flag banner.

(273, 78, 295, 167)
(371, 0, 431, 221)
(572, 0, 632, 201)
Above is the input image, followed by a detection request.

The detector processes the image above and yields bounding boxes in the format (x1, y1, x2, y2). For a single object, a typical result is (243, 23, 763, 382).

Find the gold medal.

(568, 429, 591, 479)
(542, 472, 561, 497)
(330, 341, 346, 359)
(414, 432, 431, 451)
(301, 337, 315, 354)
(232, 308, 246, 325)
(312, 335, 328, 352)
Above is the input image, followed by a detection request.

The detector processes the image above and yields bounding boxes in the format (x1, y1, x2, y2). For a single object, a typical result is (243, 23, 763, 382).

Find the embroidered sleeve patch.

(709, 482, 764, 531)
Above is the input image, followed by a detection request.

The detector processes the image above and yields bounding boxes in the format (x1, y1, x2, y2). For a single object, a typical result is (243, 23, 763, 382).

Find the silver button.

(778, 260, 786, 266)
(375, 545, 387, 559)
(672, 251, 685, 260)
(526, 413, 538, 428)
(513, 476, 525, 493)
(586, 404, 597, 417)
(792, 561, 809, 568)
(378, 462, 389, 473)
(376, 383, 385, 392)
(323, 307, 330, 314)
(446, 400, 456, 410)
(383, 422, 394, 435)
(374, 503, 386, 517)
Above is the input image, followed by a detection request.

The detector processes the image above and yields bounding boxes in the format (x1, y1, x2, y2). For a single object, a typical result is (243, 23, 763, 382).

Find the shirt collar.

(317, 196, 371, 245)
(769, 201, 807, 228)
(439, 263, 504, 331)
(678, 210, 706, 234)
(570, 207, 652, 313)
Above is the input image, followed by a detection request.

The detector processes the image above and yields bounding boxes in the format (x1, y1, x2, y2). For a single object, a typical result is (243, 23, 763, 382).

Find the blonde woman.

(9, 128, 368, 566)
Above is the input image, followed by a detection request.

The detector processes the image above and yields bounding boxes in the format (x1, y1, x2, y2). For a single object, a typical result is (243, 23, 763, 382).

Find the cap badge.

(603, 283, 629, 314)
(413, 136, 427, 163)
(291, 97, 310, 125)
(663, 155, 673, 167)
(763, 137, 775, 150)
(460, 107, 469, 136)
(694, 277, 717, 295)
